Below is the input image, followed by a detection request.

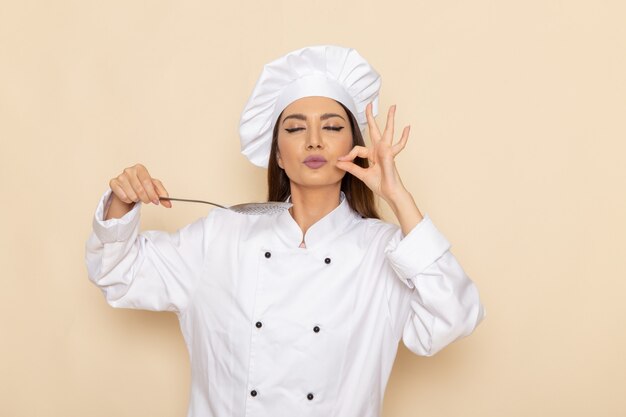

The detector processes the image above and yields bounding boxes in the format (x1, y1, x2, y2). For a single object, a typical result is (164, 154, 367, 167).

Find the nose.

(305, 126, 324, 150)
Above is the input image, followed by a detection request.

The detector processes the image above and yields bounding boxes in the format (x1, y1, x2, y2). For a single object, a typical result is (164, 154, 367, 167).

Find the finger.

(365, 102, 382, 144)
(129, 177, 151, 204)
(116, 175, 140, 203)
(136, 169, 160, 205)
(337, 145, 370, 162)
(125, 170, 152, 204)
(383, 105, 396, 143)
(392, 125, 410, 156)
(336, 160, 368, 181)
(152, 178, 172, 208)
(109, 178, 131, 203)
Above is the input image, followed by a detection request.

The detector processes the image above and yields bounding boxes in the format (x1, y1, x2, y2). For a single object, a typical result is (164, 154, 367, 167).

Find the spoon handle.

(158, 196, 227, 209)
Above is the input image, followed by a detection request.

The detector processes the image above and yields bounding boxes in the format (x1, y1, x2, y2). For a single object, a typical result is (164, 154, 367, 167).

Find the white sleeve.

(383, 214, 486, 356)
(84, 189, 210, 313)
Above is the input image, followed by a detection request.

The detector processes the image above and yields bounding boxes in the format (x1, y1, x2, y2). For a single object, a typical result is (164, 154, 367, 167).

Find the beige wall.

(1, 0, 625, 415)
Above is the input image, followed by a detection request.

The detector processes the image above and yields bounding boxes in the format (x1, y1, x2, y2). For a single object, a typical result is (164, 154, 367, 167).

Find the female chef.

(85, 45, 485, 417)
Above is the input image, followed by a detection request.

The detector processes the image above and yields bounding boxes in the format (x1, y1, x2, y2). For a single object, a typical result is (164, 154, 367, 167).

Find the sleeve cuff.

(91, 189, 141, 243)
(384, 213, 452, 287)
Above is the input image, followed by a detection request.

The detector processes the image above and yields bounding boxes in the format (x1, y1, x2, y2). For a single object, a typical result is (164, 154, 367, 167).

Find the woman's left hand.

(336, 102, 411, 204)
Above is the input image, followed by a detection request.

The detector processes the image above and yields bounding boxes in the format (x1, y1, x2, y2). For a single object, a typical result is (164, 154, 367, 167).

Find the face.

(276, 96, 354, 189)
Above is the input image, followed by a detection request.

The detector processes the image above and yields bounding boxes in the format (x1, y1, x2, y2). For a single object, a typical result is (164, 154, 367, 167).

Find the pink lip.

(303, 155, 327, 169)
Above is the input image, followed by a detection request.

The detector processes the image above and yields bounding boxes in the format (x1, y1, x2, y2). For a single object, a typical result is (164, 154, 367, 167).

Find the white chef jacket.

(85, 189, 485, 417)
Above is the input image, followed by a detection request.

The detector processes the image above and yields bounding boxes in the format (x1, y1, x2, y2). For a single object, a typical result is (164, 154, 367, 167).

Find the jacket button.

(255, 321, 263, 328)
(313, 326, 320, 333)
(265, 252, 271, 258)
(307, 393, 314, 400)
(250, 390, 257, 397)
(324, 257, 331, 264)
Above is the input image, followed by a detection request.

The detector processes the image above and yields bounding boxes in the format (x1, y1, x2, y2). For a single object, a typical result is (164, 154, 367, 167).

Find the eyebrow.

(281, 113, 346, 124)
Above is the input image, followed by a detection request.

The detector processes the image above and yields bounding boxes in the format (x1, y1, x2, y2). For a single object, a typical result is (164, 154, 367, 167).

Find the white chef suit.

(85, 188, 485, 417)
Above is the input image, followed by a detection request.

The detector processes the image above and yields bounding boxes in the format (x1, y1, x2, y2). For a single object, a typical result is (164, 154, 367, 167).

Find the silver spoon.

(158, 196, 292, 215)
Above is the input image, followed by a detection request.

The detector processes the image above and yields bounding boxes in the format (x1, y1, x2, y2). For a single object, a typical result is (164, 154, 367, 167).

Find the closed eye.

(284, 126, 345, 133)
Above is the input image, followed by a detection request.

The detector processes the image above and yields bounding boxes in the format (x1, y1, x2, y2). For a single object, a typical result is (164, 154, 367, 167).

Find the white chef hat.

(239, 45, 381, 168)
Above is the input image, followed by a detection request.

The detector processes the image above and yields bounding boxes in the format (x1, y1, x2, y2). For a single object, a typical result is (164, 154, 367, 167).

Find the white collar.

(275, 191, 359, 249)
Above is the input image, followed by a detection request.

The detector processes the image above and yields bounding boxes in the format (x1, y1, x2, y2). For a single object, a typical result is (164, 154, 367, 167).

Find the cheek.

(338, 133, 354, 154)
(277, 138, 295, 167)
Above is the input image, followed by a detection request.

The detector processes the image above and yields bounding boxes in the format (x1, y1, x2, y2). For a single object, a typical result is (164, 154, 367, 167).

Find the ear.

(276, 151, 284, 169)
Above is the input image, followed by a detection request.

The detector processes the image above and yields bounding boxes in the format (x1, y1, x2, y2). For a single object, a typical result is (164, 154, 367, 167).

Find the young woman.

(86, 45, 485, 417)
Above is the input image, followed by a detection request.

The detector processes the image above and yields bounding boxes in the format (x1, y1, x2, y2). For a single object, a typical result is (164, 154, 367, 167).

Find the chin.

(290, 175, 346, 189)
(284, 166, 346, 188)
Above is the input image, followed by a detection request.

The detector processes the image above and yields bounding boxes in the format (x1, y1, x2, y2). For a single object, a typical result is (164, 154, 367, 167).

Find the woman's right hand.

(108, 163, 172, 208)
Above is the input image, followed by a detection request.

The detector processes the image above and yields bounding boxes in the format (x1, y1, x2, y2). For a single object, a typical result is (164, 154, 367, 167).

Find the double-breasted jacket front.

(85, 189, 485, 417)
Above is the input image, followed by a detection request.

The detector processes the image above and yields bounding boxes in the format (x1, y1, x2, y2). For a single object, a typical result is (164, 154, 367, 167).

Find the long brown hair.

(267, 101, 380, 219)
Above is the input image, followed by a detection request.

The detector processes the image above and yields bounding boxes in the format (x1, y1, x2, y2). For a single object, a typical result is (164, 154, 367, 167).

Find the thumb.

(152, 179, 172, 208)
